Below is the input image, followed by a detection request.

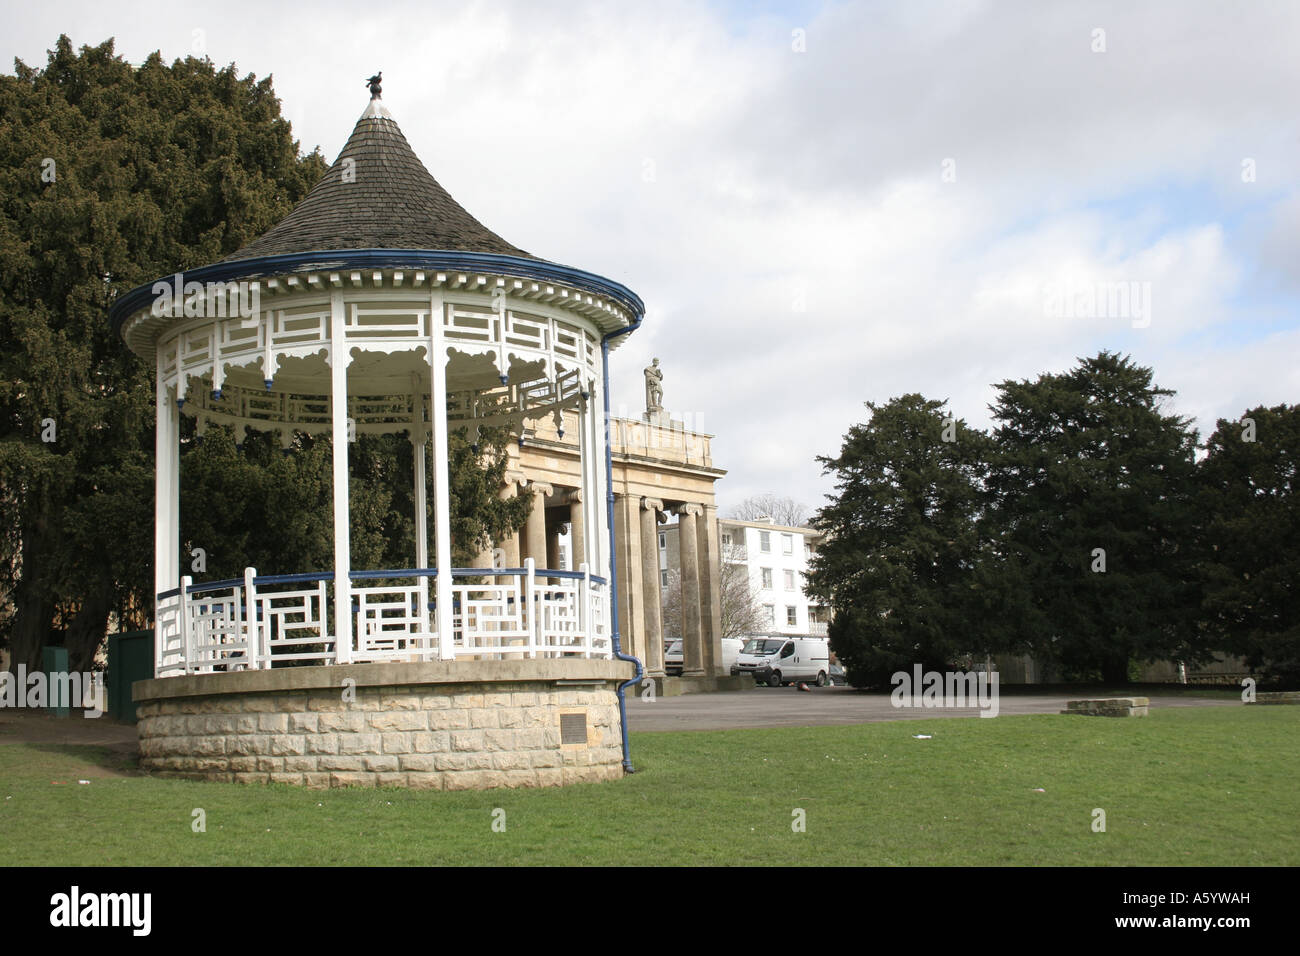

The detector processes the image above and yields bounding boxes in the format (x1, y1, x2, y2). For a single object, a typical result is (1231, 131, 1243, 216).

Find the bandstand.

(108, 92, 644, 789)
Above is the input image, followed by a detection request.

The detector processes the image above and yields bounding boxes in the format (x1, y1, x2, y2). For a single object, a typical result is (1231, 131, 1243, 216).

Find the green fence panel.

(107, 631, 154, 723)
(41, 646, 71, 717)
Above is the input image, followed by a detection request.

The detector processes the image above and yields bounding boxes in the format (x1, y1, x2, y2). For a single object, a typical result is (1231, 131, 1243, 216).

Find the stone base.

(1062, 697, 1150, 717)
(1251, 692, 1300, 705)
(648, 674, 754, 697)
(133, 659, 634, 790)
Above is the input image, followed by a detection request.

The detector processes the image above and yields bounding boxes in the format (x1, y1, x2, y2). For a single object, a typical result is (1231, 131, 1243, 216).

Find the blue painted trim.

(349, 568, 439, 580)
(253, 571, 332, 586)
(110, 249, 645, 337)
(186, 577, 244, 594)
(449, 567, 493, 579)
(162, 567, 608, 600)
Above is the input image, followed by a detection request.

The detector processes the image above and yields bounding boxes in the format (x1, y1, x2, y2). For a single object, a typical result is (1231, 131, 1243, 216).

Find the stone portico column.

(547, 521, 564, 572)
(497, 475, 523, 569)
(698, 504, 724, 676)
(566, 489, 584, 569)
(524, 482, 552, 566)
(470, 543, 495, 570)
(640, 498, 666, 678)
(612, 493, 642, 663)
(466, 468, 495, 571)
(677, 503, 705, 678)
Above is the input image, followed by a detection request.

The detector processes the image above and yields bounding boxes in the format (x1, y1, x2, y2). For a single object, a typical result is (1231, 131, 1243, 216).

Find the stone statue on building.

(366, 72, 383, 100)
(644, 357, 663, 413)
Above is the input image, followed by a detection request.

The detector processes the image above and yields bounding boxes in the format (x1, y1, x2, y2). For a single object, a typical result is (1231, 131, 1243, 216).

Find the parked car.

(829, 663, 847, 685)
(664, 640, 684, 676)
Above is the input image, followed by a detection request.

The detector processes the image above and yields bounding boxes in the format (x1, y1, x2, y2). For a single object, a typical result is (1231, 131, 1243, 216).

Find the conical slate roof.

(223, 101, 536, 262)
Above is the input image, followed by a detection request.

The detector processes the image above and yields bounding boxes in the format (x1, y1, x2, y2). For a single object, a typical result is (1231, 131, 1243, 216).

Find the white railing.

(155, 587, 186, 676)
(153, 559, 609, 675)
(253, 571, 334, 666)
(452, 568, 530, 657)
(352, 569, 434, 662)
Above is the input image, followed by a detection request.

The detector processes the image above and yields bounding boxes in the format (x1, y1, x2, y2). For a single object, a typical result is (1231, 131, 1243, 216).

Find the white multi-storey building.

(659, 516, 829, 637)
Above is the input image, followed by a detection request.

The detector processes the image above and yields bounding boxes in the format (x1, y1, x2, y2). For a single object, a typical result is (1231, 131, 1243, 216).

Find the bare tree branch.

(726, 494, 809, 528)
(659, 551, 766, 642)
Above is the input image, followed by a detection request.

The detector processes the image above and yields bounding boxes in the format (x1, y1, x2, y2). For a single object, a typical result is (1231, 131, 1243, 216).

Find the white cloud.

(3, 0, 1297, 514)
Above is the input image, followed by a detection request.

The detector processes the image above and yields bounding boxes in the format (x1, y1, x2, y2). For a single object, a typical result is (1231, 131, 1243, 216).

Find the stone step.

(646, 674, 755, 697)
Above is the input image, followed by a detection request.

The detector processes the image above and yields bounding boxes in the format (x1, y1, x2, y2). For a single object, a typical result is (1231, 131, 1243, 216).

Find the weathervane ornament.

(366, 72, 383, 99)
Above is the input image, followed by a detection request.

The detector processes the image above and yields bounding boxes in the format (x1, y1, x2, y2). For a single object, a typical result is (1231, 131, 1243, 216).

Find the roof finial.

(366, 72, 383, 100)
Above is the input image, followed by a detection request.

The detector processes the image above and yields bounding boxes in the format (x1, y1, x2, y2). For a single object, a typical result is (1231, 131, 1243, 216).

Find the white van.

(666, 637, 743, 676)
(720, 637, 743, 673)
(732, 636, 831, 687)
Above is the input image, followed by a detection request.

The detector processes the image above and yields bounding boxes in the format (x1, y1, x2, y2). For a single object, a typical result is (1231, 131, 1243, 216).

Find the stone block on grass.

(1062, 697, 1150, 717)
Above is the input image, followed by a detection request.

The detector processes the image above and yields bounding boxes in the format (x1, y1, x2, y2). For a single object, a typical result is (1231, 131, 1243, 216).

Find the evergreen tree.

(1, 37, 325, 672)
(806, 395, 996, 688)
(1198, 405, 1300, 684)
(987, 352, 1202, 683)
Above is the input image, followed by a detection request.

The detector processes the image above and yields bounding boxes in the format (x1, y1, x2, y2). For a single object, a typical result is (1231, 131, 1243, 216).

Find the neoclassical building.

(516, 406, 727, 681)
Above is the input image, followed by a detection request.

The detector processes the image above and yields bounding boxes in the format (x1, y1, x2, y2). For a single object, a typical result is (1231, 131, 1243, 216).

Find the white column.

(414, 420, 429, 656)
(154, 350, 179, 674)
(329, 291, 352, 664)
(414, 436, 428, 568)
(589, 375, 609, 583)
(577, 395, 593, 574)
(429, 292, 455, 659)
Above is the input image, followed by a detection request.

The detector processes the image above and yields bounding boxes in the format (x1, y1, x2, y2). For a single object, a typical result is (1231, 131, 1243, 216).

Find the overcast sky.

(5, 0, 1298, 515)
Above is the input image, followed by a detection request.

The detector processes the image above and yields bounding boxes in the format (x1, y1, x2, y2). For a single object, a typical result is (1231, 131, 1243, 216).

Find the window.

(764, 604, 775, 626)
(783, 570, 794, 590)
(782, 534, 793, 555)
(661, 570, 668, 588)
(761, 567, 773, 589)
(779, 641, 794, 658)
(659, 532, 666, 549)
(721, 532, 732, 546)
(786, 606, 797, 627)
(759, 531, 771, 553)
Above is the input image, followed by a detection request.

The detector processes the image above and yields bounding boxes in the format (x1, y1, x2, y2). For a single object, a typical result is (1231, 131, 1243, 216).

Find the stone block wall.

(134, 662, 629, 790)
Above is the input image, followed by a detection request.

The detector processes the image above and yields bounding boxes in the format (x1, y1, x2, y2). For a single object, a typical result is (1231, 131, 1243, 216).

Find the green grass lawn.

(1, 706, 1294, 865)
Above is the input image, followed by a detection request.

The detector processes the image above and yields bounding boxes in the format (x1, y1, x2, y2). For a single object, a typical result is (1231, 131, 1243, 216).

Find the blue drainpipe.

(601, 319, 643, 773)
